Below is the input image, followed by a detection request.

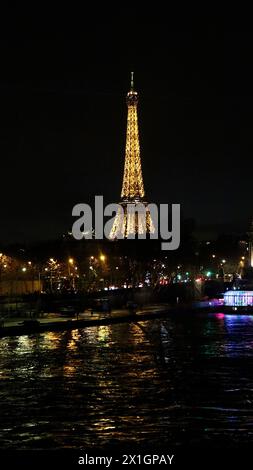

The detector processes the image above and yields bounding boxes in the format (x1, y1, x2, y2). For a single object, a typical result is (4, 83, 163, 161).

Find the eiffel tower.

(110, 73, 154, 239)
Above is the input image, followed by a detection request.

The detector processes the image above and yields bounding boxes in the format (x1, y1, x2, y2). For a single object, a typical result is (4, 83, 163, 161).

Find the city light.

(224, 290, 253, 307)
(100, 254, 106, 262)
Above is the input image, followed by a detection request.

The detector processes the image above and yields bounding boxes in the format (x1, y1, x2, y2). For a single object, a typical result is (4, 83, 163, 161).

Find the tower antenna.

(130, 71, 134, 90)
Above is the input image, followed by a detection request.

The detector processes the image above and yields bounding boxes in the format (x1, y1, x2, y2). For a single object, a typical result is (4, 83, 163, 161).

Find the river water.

(0, 312, 253, 450)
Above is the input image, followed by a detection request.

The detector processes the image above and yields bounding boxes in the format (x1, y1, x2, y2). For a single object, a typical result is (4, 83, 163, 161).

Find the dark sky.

(0, 13, 252, 243)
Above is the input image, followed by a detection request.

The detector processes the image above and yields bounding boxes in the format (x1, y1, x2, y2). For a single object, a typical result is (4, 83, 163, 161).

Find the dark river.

(1, 313, 253, 450)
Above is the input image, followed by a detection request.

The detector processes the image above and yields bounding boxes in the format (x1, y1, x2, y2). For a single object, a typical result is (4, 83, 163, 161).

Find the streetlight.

(100, 254, 106, 262)
(68, 258, 75, 290)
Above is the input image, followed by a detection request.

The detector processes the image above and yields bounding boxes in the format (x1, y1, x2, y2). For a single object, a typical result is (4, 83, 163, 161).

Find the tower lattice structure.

(110, 73, 154, 239)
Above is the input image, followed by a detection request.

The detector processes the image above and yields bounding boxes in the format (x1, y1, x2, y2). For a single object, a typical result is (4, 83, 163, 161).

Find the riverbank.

(0, 303, 223, 338)
(1, 302, 252, 338)
(0, 304, 169, 338)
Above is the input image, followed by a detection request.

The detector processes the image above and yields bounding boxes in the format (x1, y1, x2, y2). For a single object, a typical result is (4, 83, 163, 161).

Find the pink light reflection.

(215, 313, 225, 320)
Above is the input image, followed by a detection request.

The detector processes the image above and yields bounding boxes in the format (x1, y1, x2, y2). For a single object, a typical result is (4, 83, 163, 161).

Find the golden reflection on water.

(129, 322, 146, 343)
(16, 335, 37, 354)
(84, 325, 112, 344)
(92, 414, 145, 435)
(42, 331, 62, 350)
(97, 325, 111, 343)
(63, 364, 77, 376)
(77, 322, 155, 436)
(93, 418, 116, 432)
(72, 329, 81, 341)
(67, 329, 81, 351)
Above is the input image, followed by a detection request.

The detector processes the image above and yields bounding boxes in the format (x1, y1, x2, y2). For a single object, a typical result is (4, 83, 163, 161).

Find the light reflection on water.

(1, 314, 253, 449)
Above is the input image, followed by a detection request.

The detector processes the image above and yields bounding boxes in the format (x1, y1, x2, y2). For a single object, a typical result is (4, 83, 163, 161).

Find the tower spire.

(130, 71, 134, 90)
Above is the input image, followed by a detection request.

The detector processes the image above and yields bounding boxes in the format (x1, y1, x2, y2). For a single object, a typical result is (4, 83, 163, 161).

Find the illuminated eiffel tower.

(110, 73, 154, 239)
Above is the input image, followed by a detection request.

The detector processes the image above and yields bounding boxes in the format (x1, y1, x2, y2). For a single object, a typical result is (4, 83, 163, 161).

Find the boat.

(224, 279, 253, 310)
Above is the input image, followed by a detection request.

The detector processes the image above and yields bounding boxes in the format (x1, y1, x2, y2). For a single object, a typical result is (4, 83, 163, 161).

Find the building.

(110, 73, 154, 239)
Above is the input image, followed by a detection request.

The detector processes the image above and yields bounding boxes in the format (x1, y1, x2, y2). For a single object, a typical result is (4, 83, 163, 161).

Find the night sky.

(0, 13, 252, 244)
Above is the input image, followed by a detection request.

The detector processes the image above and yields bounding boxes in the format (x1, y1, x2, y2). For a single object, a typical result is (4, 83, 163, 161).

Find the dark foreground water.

(0, 313, 253, 450)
